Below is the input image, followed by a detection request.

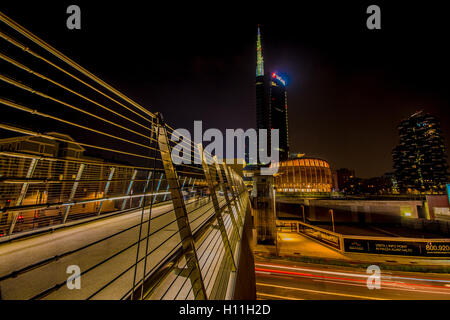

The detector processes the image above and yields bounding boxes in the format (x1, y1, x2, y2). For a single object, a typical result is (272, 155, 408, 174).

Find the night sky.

(1, 1, 449, 178)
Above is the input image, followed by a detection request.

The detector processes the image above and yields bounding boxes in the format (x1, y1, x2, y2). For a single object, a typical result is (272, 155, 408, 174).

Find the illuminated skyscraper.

(255, 26, 269, 146)
(254, 26, 289, 162)
(269, 72, 289, 160)
(392, 111, 449, 194)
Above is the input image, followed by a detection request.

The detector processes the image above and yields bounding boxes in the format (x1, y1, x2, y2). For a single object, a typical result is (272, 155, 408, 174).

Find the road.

(0, 195, 230, 300)
(255, 257, 450, 300)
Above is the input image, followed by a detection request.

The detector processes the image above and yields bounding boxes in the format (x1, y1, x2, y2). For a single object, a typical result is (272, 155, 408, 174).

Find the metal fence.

(0, 11, 250, 300)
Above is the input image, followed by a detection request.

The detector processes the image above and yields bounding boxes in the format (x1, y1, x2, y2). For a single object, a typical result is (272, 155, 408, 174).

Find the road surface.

(255, 257, 450, 300)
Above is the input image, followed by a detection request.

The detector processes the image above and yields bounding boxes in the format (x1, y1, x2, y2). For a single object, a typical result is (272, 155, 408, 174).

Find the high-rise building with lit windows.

(269, 72, 289, 160)
(392, 111, 449, 194)
(254, 26, 289, 162)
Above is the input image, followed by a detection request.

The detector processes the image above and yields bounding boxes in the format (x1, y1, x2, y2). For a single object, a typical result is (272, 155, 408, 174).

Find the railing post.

(187, 177, 192, 189)
(191, 178, 196, 192)
(213, 156, 240, 239)
(139, 171, 153, 208)
(198, 145, 236, 272)
(121, 169, 138, 210)
(162, 184, 170, 201)
(8, 158, 38, 235)
(233, 166, 249, 224)
(181, 176, 187, 190)
(97, 167, 116, 215)
(152, 173, 163, 204)
(155, 113, 207, 300)
(231, 167, 247, 214)
(62, 163, 85, 224)
(223, 164, 243, 226)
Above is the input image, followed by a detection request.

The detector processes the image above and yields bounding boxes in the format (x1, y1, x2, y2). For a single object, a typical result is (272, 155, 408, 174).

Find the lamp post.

(329, 209, 335, 233)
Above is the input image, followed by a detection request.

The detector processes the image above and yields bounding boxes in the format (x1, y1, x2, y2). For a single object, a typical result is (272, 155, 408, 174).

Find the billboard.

(344, 238, 450, 257)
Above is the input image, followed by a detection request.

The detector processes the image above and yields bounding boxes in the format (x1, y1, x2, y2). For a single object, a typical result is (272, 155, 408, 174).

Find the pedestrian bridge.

(0, 11, 255, 300)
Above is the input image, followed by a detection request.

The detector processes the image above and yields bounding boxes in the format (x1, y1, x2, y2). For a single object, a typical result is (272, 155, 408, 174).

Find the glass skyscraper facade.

(392, 111, 449, 194)
(255, 26, 289, 162)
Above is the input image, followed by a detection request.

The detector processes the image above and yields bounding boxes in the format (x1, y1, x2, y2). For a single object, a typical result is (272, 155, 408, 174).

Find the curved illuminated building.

(272, 156, 332, 194)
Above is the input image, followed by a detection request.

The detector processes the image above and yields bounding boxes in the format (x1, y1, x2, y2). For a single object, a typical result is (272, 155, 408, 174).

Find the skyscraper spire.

(256, 25, 264, 77)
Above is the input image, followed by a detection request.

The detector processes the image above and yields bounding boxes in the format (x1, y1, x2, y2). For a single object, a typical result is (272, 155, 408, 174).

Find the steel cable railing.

(0, 10, 250, 301)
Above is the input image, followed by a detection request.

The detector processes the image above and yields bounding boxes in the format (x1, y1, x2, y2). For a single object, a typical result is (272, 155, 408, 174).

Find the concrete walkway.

(253, 232, 348, 260)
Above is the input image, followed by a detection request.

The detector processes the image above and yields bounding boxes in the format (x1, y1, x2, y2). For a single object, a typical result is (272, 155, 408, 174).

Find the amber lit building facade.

(272, 157, 332, 193)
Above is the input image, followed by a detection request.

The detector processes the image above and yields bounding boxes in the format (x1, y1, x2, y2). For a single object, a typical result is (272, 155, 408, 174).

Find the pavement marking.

(256, 282, 386, 300)
(257, 292, 304, 300)
(311, 278, 450, 296)
(313, 279, 368, 289)
(256, 262, 369, 278)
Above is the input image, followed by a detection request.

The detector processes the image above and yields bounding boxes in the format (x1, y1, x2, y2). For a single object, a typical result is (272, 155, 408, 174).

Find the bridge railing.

(278, 219, 450, 258)
(0, 11, 251, 300)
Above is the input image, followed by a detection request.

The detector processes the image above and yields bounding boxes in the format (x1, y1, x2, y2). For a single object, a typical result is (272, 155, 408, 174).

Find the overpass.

(0, 11, 255, 300)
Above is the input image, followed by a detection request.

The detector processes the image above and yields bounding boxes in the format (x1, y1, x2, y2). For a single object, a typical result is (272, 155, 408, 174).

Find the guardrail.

(278, 220, 450, 258)
(0, 11, 252, 300)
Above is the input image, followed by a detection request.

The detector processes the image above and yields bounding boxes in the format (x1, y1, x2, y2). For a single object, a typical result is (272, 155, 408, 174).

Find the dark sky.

(1, 1, 449, 178)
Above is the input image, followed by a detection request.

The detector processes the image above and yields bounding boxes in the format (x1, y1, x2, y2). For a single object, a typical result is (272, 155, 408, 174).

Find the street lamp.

(329, 209, 335, 233)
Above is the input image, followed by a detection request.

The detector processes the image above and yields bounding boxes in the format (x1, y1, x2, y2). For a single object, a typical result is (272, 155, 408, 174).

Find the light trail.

(256, 282, 386, 300)
(256, 262, 450, 285)
(257, 292, 304, 300)
(255, 262, 450, 294)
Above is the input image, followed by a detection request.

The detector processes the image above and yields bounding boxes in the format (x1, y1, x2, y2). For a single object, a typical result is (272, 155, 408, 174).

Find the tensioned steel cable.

(0, 51, 151, 132)
(165, 125, 213, 161)
(159, 251, 198, 299)
(140, 126, 159, 299)
(38, 194, 219, 300)
(0, 14, 215, 165)
(136, 198, 225, 300)
(0, 98, 160, 153)
(141, 181, 220, 299)
(0, 11, 245, 299)
(131, 116, 158, 300)
(0, 151, 161, 171)
(141, 201, 218, 300)
(0, 73, 153, 141)
(173, 255, 197, 299)
(0, 193, 216, 286)
(0, 12, 155, 121)
(0, 30, 152, 125)
(175, 213, 228, 300)
(0, 123, 160, 161)
(182, 221, 223, 299)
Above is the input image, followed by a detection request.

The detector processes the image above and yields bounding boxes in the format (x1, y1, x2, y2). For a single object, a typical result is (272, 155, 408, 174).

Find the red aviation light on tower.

(272, 72, 286, 86)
